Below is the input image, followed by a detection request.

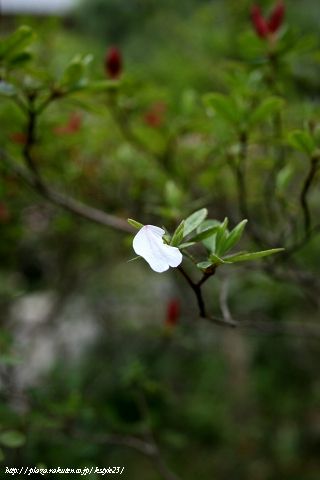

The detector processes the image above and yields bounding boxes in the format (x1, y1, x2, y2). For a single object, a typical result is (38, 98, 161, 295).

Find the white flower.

(133, 225, 183, 273)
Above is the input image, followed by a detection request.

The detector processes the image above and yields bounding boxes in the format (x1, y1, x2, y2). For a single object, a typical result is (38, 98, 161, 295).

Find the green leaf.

(184, 208, 208, 237)
(249, 97, 284, 126)
(209, 253, 230, 266)
(287, 130, 316, 155)
(60, 54, 93, 91)
(0, 431, 25, 448)
(215, 218, 229, 256)
(276, 165, 294, 191)
(178, 242, 195, 249)
(197, 261, 213, 270)
(0, 26, 34, 61)
(224, 248, 285, 263)
(171, 220, 185, 246)
(223, 219, 247, 254)
(188, 225, 220, 243)
(8, 51, 32, 66)
(0, 447, 4, 462)
(198, 219, 220, 251)
(204, 93, 239, 126)
(127, 218, 144, 229)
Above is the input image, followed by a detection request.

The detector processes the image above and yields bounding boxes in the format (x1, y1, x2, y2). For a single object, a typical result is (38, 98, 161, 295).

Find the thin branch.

(0, 148, 133, 233)
(177, 266, 212, 318)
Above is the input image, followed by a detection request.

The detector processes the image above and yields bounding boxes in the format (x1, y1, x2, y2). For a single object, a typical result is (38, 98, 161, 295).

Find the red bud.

(268, 1, 285, 33)
(250, 5, 269, 38)
(144, 102, 166, 128)
(165, 298, 180, 328)
(105, 47, 122, 79)
(54, 113, 82, 135)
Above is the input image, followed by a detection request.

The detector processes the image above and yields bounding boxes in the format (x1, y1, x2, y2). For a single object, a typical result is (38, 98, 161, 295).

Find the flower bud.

(250, 5, 269, 38)
(268, 1, 285, 33)
(165, 298, 180, 328)
(105, 46, 122, 79)
(144, 102, 166, 128)
(54, 113, 82, 135)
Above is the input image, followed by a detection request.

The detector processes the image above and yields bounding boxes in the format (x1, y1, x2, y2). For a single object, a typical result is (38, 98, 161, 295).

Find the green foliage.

(0, 3, 320, 478)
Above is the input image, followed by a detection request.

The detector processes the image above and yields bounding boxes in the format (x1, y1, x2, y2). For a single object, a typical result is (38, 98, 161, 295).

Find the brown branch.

(0, 148, 133, 233)
(177, 266, 210, 318)
(178, 264, 320, 336)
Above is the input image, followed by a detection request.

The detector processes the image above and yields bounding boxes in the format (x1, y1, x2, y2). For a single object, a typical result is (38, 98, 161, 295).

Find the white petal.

(133, 225, 182, 273)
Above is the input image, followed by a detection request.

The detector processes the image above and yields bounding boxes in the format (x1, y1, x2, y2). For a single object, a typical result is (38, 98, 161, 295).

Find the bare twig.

(177, 265, 215, 318)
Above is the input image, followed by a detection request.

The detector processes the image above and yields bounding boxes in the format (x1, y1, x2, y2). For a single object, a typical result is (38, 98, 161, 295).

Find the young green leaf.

(183, 208, 208, 237)
(197, 261, 213, 270)
(224, 248, 284, 263)
(204, 93, 239, 126)
(287, 130, 316, 156)
(178, 242, 196, 249)
(215, 218, 229, 256)
(171, 220, 185, 246)
(60, 54, 93, 91)
(188, 225, 220, 243)
(249, 97, 284, 126)
(127, 218, 144, 229)
(0, 26, 34, 61)
(209, 253, 230, 266)
(198, 219, 220, 251)
(222, 219, 247, 253)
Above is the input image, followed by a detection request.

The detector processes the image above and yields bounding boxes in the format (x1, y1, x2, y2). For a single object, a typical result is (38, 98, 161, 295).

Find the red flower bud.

(268, 1, 285, 33)
(251, 5, 269, 38)
(144, 102, 166, 128)
(165, 298, 180, 328)
(54, 113, 82, 135)
(105, 46, 122, 79)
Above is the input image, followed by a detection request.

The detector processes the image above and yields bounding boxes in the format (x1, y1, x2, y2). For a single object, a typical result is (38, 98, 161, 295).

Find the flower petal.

(133, 225, 182, 273)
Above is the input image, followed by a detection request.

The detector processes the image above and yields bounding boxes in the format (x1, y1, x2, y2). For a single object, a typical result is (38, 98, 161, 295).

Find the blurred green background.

(0, 1, 320, 479)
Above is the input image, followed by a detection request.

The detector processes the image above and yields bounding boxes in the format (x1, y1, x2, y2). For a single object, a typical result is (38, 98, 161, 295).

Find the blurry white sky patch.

(1, 0, 76, 15)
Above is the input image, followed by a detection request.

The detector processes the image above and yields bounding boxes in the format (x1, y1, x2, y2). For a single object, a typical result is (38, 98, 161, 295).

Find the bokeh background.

(0, 1, 320, 479)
